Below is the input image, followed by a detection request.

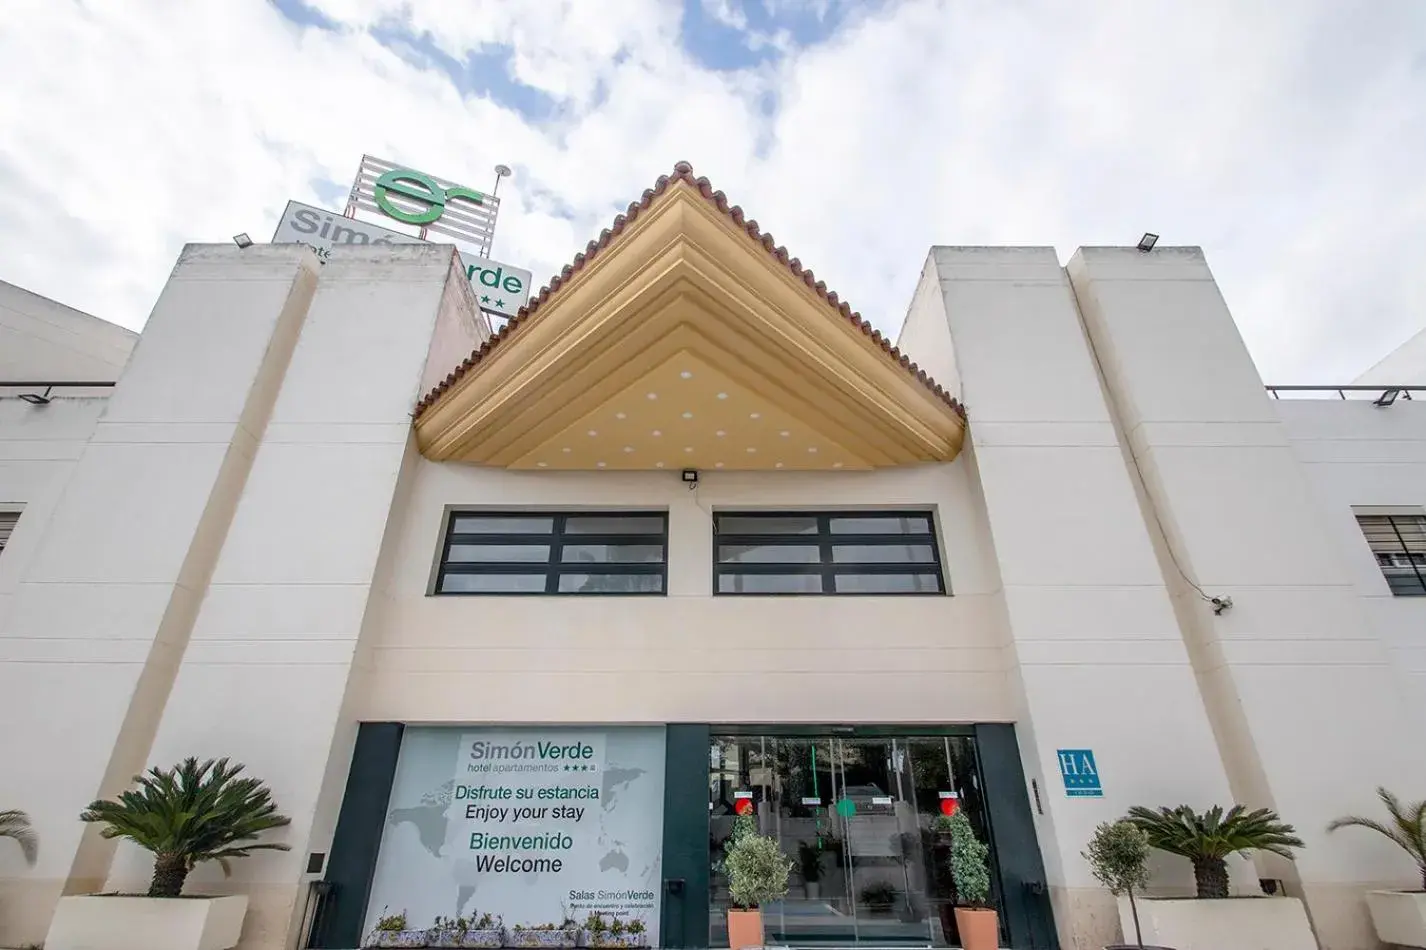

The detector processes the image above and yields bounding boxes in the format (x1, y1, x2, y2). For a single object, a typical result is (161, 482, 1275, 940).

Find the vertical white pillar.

(0, 246, 319, 947)
(1069, 246, 1426, 950)
(927, 247, 1241, 949)
(114, 246, 472, 950)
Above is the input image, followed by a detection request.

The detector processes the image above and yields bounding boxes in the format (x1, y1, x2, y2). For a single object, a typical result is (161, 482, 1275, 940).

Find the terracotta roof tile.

(413, 161, 966, 422)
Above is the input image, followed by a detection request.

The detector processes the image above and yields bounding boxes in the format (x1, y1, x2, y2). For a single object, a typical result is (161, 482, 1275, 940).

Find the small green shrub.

(374, 909, 408, 932)
(724, 830, 793, 908)
(947, 810, 991, 908)
(1084, 821, 1151, 948)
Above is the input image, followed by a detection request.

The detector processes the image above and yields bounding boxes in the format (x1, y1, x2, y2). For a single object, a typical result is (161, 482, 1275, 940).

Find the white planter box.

(1366, 890, 1426, 948)
(1116, 895, 1317, 950)
(45, 894, 249, 950)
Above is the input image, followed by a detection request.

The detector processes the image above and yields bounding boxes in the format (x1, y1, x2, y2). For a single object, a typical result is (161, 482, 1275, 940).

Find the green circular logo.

(373, 169, 486, 226)
(835, 797, 856, 818)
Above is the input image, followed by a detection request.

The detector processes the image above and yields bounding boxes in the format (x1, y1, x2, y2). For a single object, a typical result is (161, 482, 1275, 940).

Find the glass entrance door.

(709, 732, 992, 948)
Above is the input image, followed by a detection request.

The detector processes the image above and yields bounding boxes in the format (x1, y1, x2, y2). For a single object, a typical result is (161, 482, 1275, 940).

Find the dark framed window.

(435, 511, 668, 595)
(1356, 514, 1426, 596)
(713, 511, 946, 595)
(0, 511, 17, 557)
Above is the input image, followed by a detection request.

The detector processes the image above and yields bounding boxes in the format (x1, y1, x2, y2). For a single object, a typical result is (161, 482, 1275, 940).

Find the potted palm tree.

(0, 809, 37, 867)
(45, 757, 290, 950)
(1122, 804, 1315, 950)
(1328, 787, 1426, 947)
(723, 821, 792, 949)
(947, 810, 997, 950)
(1083, 820, 1171, 950)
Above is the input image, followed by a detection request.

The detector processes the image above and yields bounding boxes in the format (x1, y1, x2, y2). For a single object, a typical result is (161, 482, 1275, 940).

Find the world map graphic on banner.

(363, 727, 667, 944)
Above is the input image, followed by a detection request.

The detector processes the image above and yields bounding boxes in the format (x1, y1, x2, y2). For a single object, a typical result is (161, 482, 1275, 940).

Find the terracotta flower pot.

(727, 908, 763, 950)
(954, 907, 997, 950)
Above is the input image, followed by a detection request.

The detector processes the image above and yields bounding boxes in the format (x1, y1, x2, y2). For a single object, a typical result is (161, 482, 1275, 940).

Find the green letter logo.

(374, 169, 485, 225)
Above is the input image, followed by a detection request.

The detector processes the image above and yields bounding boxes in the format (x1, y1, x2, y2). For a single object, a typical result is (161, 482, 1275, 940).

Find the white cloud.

(1, 0, 1424, 382)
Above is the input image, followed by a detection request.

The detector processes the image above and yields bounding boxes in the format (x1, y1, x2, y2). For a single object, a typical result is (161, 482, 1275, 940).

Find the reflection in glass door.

(709, 731, 993, 948)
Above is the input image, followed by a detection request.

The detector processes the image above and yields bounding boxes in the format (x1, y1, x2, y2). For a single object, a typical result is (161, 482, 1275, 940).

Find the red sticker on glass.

(939, 796, 959, 816)
(734, 798, 754, 816)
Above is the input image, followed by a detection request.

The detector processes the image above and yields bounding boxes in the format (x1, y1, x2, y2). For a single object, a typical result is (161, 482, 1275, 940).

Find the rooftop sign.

(346, 155, 500, 257)
(272, 200, 531, 322)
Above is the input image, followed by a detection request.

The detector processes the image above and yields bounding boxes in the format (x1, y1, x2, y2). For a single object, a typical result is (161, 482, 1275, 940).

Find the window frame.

(711, 509, 947, 597)
(434, 509, 669, 596)
(1356, 512, 1426, 597)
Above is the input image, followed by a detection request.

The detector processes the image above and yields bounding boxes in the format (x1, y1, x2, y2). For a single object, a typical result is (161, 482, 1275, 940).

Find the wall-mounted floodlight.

(1374, 388, 1401, 407)
(233, 233, 253, 249)
(1137, 232, 1159, 252)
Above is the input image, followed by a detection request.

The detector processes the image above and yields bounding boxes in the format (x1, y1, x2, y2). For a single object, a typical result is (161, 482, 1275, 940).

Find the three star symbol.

(562, 764, 595, 772)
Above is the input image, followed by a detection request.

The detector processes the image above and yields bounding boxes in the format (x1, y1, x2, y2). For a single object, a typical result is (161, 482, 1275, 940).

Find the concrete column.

(0, 245, 320, 947)
(922, 247, 1241, 950)
(1069, 246, 1426, 950)
(108, 245, 475, 950)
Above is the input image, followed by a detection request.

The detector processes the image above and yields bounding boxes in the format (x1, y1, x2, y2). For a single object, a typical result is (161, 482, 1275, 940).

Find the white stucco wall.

(1353, 325, 1426, 385)
(4, 240, 1426, 950)
(1276, 399, 1426, 723)
(0, 278, 136, 383)
(356, 460, 1006, 726)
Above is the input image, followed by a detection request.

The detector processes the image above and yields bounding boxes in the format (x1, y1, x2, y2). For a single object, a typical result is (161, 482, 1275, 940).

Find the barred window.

(714, 511, 945, 595)
(1356, 514, 1426, 596)
(436, 511, 668, 595)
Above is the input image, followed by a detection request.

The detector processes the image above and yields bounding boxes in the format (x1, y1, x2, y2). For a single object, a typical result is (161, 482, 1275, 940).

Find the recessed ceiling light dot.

(716, 392, 728, 400)
(832, 462, 844, 469)
(587, 429, 598, 437)
(652, 429, 662, 437)
(684, 446, 694, 453)
(808, 446, 818, 453)
(682, 411, 693, 419)
(680, 370, 693, 379)
(615, 412, 627, 420)
(655, 462, 666, 469)
(775, 462, 785, 469)
(779, 430, 790, 438)
(562, 447, 572, 453)
(715, 462, 725, 469)
(623, 446, 634, 453)
(646, 392, 658, 400)
(537, 462, 548, 468)
(596, 461, 607, 468)
(746, 447, 757, 454)
(750, 412, 761, 419)
(715, 430, 726, 437)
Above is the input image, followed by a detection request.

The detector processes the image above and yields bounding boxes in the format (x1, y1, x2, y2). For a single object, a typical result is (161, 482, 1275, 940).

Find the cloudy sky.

(2, 0, 1424, 382)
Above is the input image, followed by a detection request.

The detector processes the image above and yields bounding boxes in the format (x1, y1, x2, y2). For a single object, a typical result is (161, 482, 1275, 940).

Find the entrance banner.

(364, 727, 666, 944)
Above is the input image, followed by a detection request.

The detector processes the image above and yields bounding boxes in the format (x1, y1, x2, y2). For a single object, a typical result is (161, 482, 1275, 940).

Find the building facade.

(1, 165, 1425, 950)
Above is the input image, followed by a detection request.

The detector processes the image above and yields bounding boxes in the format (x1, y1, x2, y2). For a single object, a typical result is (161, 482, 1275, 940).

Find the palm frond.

(80, 757, 290, 896)
(0, 809, 38, 866)
(1126, 803, 1304, 861)
(1329, 787, 1426, 881)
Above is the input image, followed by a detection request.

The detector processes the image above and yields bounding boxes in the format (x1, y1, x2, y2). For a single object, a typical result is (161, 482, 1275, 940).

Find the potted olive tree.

(724, 820, 792, 949)
(947, 810, 997, 950)
(45, 757, 290, 950)
(1328, 787, 1426, 947)
(1083, 820, 1170, 950)
(1123, 804, 1315, 950)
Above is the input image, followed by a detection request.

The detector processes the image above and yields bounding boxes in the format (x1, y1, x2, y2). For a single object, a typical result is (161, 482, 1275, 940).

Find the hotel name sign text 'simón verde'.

(2, 159, 1426, 950)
